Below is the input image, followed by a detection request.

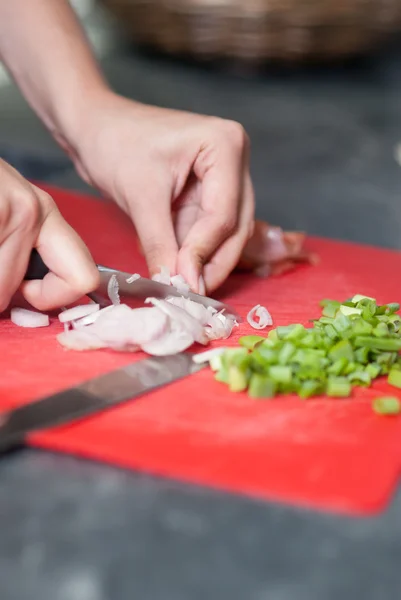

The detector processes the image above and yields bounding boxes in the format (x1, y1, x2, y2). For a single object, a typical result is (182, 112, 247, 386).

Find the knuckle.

(216, 213, 237, 238)
(38, 190, 56, 210)
(10, 189, 41, 230)
(219, 119, 248, 150)
(74, 266, 100, 296)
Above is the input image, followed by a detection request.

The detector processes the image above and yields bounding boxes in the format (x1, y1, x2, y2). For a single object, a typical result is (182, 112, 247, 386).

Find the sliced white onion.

(166, 296, 211, 325)
(126, 273, 141, 284)
(246, 304, 273, 330)
(170, 274, 190, 295)
(73, 304, 114, 327)
(141, 323, 194, 356)
(57, 329, 107, 351)
(145, 297, 209, 345)
(107, 274, 120, 305)
(88, 304, 169, 350)
(11, 307, 49, 328)
(58, 303, 99, 324)
(152, 265, 170, 286)
(192, 347, 228, 364)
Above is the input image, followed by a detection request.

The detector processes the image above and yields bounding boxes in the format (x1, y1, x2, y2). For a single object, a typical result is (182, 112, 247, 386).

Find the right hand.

(0, 158, 99, 312)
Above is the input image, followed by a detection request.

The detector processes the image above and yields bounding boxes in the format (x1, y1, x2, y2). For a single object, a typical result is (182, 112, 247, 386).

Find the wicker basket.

(102, 0, 401, 63)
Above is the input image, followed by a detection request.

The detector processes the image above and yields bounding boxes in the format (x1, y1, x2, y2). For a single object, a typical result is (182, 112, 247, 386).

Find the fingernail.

(198, 275, 206, 296)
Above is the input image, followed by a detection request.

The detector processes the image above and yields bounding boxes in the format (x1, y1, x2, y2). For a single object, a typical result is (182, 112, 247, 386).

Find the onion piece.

(57, 329, 107, 351)
(141, 322, 194, 356)
(165, 296, 211, 325)
(152, 265, 170, 285)
(58, 303, 99, 324)
(107, 274, 120, 305)
(192, 347, 228, 364)
(11, 307, 49, 328)
(88, 304, 169, 350)
(170, 274, 190, 295)
(145, 297, 209, 345)
(126, 273, 141, 284)
(247, 304, 273, 330)
(73, 304, 114, 327)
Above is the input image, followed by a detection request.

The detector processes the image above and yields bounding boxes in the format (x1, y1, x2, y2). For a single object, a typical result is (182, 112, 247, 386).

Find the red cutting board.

(1, 184, 401, 516)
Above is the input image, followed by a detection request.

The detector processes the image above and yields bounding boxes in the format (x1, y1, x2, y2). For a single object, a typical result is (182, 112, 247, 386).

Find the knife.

(0, 353, 205, 454)
(25, 249, 241, 321)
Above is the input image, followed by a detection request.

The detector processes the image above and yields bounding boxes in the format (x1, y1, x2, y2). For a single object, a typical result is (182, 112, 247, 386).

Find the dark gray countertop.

(1, 35, 401, 600)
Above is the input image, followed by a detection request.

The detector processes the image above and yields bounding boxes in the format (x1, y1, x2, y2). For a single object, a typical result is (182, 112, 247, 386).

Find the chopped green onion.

(354, 337, 401, 351)
(239, 335, 265, 350)
(278, 342, 296, 365)
(248, 374, 276, 398)
(212, 293, 401, 402)
(348, 371, 371, 386)
(327, 357, 348, 376)
(269, 366, 292, 384)
(372, 396, 401, 415)
(365, 363, 381, 379)
(326, 377, 352, 397)
(328, 339, 354, 362)
(373, 322, 389, 338)
(352, 294, 375, 303)
(298, 380, 322, 399)
(388, 368, 401, 389)
(386, 303, 400, 315)
(340, 305, 362, 316)
(228, 366, 248, 392)
(209, 354, 223, 372)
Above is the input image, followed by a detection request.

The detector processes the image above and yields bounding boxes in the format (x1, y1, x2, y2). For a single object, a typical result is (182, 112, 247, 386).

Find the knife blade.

(0, 353, 205, 454)
(25, 249, 241, 321)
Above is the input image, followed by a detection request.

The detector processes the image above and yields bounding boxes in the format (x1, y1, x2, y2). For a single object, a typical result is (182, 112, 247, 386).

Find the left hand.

(65, 91, 255, 294)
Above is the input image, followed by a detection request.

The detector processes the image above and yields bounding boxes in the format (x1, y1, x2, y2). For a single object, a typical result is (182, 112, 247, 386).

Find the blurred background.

(1, 0, 401, 248)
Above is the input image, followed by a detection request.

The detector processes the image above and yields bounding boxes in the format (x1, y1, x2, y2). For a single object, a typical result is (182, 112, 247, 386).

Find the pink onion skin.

(11, 307, 49, 328)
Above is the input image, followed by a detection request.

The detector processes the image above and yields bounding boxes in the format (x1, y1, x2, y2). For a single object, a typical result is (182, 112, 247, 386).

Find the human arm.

(0, 0, 255, 293)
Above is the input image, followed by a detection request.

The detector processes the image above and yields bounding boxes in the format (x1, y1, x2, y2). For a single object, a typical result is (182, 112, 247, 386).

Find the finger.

(0, 179, 39, 311)
(21, 202, 100, 310)
(177, 121, 247, 291)
(0, 232, 36, 312)
(203, 172, 255, 293)
(172, 174, 202, 247)
(127, 174, 179, 277)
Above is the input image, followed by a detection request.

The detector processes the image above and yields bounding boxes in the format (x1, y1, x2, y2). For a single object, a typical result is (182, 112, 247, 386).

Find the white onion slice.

(58, 304, 99, 324)
(247, 304, 273, 330)
(170, 274, 190, 295)
(73, 304, 114, 327)
(152, 265, 170, 286)
(166, 296, 211, 325)
(141, 323, 194, 356)
(90, 305, 168, 349)
(192, 347, 228, 364)
(57, 329, 107, 351)
(107, 274, 120, 305)
(126, 273, 141, 284)
(11, 307, 49, 328)
(145, 297, 209, 345)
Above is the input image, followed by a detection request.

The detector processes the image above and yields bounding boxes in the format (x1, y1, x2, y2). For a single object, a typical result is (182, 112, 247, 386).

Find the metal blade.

(95, 265, 242, 321)
(0, 353, 205, 453)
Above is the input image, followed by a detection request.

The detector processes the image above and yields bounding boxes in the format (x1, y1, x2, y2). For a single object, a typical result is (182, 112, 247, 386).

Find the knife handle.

(25, 249, 50, 281)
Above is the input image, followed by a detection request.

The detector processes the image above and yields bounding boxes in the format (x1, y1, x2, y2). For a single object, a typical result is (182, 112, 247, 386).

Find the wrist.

(50, 81, 112, 156)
